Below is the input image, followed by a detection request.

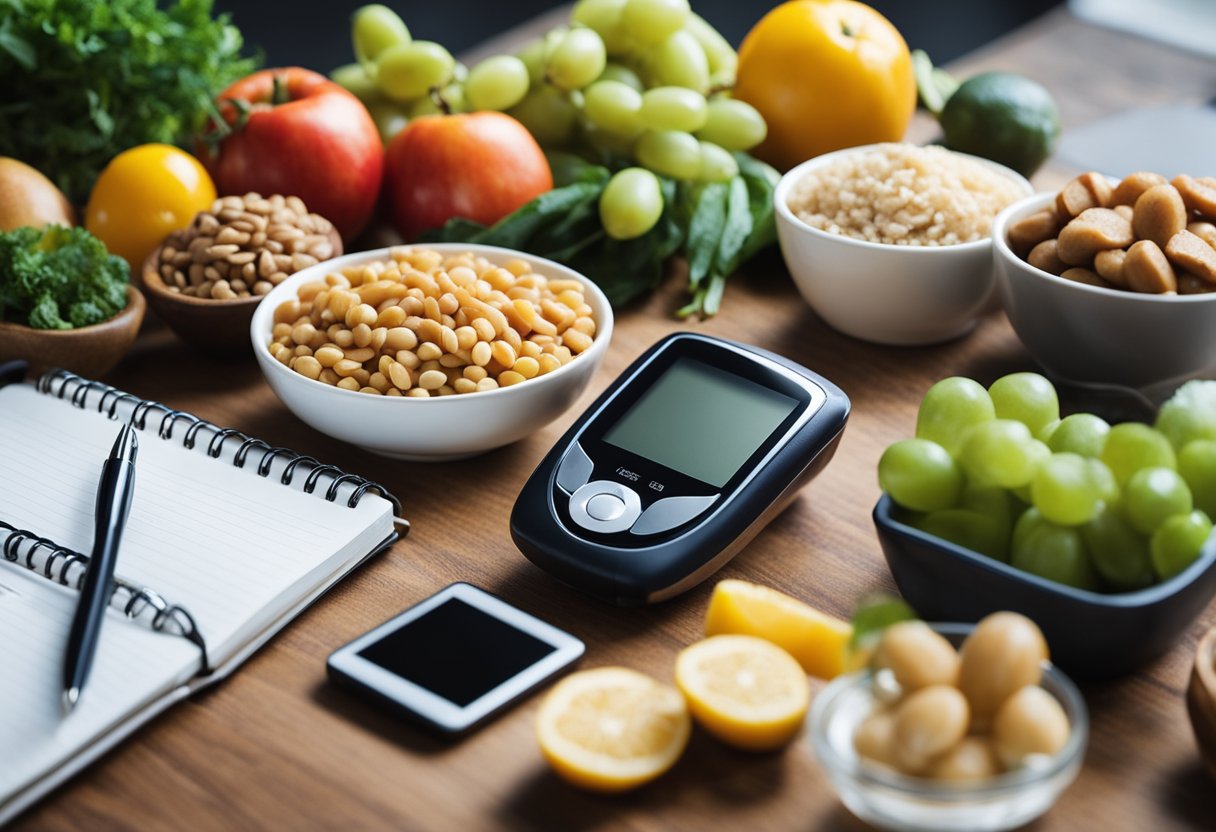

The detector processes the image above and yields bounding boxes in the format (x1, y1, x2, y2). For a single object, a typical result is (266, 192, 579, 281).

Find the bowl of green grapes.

(873, 372, 1216, 678)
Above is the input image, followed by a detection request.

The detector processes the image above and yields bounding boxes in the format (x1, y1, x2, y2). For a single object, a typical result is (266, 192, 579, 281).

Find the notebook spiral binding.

(0, 520, 209, 669)
(38, 369, 403, 518)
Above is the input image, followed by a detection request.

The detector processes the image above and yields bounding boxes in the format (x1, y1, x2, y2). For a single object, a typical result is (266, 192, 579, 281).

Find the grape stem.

(428, 86, 453, 115)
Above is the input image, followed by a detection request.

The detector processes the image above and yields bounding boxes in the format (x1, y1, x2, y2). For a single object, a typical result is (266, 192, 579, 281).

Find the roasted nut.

(1172, 174, 1216, 219)
(1056, 208, 1134, 265)
(1132, 184, 1188, 248)
(1027, 239, 1067, 275)
(1007, 210, 1061, 256)
(1124, 240, 1177, 294)
(155, 193, 338, 301)
(1164, 229, 1216, 285)
(1110, 171, 1167, 206)
(1055, 172, 1112, 219)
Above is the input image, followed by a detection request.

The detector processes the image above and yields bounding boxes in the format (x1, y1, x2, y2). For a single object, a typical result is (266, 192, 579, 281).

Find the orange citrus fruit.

(734, 0, 916, 171)
(536, 667, 691, 793)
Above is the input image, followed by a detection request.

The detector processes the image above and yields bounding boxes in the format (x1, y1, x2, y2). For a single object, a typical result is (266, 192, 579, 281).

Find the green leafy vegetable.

(0, 0, 256, 203)
(0, 225, 129, 329)
(848, 593, 918, 652)
(424, 153, 779, 316)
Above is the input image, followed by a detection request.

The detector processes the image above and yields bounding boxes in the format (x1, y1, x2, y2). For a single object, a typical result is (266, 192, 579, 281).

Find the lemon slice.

(675, 634, 810, 752)
(536, 667, 691, 793)
(704, 579, 853, 679)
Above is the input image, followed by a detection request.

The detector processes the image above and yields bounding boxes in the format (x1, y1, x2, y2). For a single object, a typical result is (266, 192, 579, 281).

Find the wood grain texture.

(14, 8, 1216, 831)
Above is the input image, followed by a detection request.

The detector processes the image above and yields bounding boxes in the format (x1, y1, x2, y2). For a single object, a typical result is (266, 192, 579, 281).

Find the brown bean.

(1007, 210, 1061, 255)
(1164, 230, 1216, 285)
(991, 686, 1070, 769)
(1132, 184, 1188, 248)
(1173, 174, 1216, 219)
(1110, 171, 1167, 206)
(1188, 222, 1216, 248)
(1056, 208, 1134, 265)
(1094, 249, 1129, 287)
(1055, 172, 1112, 218)
(1060, 267, 1111, 289)
(1179, 273, 1216, 294)
(1027, 239, 1067, 275)
(1124, 240, 1177, 293)
(893, 685, 970, 774)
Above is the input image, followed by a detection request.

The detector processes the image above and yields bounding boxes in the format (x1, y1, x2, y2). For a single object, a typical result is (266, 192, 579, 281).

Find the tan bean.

(991, 686, 1070, 769)
(893, 685, 970, 774)
(958, 612, 1047, 724)
(417, 342, 443, 362)
(562, 328, 594, 354)
(1173, 174, 1216, 219)
(1007, 210, 1062, 255)
(1056, 172, 1112, 218)
(853, 710, 900, 770)
(498, 370, 527, 387)
(513, 356, 541, 379)
(490, 340, 517, 367)
(1093, 248, 1129, 287)
(874, 621, 960, 693)
(1060, 267, 1111, 288)
(1165, 229, 1216, 285)
(314, 346, 344, 368)
(1111, 171, 1167, 206)
(333, 359, 362, 378)
(1179, 273, 1216, 294)
(1056, 208, 1134, 265)
(336, 377, 360, 391)
(1132, 184, 1188, 248)
(388, 361, 413, 390)
(418, 369, 447, 390)
(1188, 222, 1216, 248)
(463, 364, 488, 382)
(476, 377, 499, 392)
(928, 737, 1001, 782)
(1123, 240, 1177, 294)
(396, 350, 421, 369)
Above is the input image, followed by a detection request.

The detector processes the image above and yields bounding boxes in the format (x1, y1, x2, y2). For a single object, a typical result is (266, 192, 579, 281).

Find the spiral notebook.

(0, 368, 403, 824)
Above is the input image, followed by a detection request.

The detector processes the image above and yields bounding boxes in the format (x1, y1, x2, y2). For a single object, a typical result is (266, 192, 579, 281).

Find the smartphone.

(326, 583, 584, 735)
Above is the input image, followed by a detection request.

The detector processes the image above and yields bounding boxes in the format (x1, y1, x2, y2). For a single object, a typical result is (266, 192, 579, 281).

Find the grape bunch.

(879, 374, 1216, 592)
(335, 0, 767, 242)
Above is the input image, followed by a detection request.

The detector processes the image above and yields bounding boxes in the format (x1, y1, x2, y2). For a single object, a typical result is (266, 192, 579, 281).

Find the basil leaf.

(734, 154, 780, 266)
(684, 182, 728, 289)
(715, 175, 753, 277)
(849, 593, 918, 651)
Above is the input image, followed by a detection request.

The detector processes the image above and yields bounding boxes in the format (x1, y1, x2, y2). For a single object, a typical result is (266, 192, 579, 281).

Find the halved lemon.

(675, 634, 810, 752)
(704, 579, 854, 679)
(536, 667, 691, 793)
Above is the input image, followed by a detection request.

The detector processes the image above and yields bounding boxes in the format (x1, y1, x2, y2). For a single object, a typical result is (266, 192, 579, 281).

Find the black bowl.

(873, 494, 1216, 679)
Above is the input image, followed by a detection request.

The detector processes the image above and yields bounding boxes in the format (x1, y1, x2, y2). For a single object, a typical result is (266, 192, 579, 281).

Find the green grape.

(878, 438, 963, 512)
(1082, 506, 1154, 590)
(353, 4, 411, 73)
(958, 420, 1044, 489)
(697, 141, 737, 182)
(1155, 380, 1216, 451)
(1037, 419, 1060, 444)
(1047, 413, 1110, 458)
(695, 99, 767, 152)
(918, 510, 1011, 562)
(464, 55, 530, 112)
(365, 101, 408, 144)
(597, 62, 645, 90)
(1101, 422, 1177, 486)
(1124, 467, 1193, 534)
(989, 372, 1060, 436)
(453, 62, 469, 83)
(583, 80, 644, 136)
(685, 12, 737, 80)
(620, 0, 689, 45)
(571, 0, 630, 54)
(961, 485, 1017, 529)
(331, 63, 383, 103)
(546, 28, 607, 91)
(1011, 508, 1101, 590)
(517, 38, 548, 85)
(646, 30, 709, 92)
(915, 377, 995, 457)
(599, 167, 663, 240)
(509, 86, 579, 144)
(1179, 440, 1216, 518)
(1151, 510, 1213, 580)
(634, 129, 701, 179)
(639, 86, 707, 132)
(1031, 452, 1103, 526)
(582, 124, 637, 156)
(377, 41, 456, 101)
(1088, 458, 1120, 503)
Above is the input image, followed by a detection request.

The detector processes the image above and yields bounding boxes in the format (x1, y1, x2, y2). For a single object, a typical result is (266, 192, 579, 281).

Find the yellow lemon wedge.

(704, 579, 854, 679)
(674, 635, 811, 752)
(536, 667, 691, 793)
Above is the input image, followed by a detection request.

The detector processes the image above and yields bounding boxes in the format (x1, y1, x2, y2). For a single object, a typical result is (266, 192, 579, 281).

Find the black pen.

(63, 424, 138, 714)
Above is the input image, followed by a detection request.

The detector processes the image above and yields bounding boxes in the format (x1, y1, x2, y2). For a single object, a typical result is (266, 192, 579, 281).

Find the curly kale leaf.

(0, 225, 130, 329)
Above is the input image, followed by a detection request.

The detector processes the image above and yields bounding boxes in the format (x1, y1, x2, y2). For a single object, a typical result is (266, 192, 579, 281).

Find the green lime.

(939, 71, 1061, 177)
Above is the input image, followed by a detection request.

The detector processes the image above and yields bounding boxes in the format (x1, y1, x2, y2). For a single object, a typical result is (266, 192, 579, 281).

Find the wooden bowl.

(1188, 625, 1216, 779)
(141, 228, 342, 353)
(0, 286, 145, 378)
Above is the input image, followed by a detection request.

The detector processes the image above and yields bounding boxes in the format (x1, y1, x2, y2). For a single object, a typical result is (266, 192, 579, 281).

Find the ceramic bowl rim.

(250, 243, 614, 405)
(774, 142, 1034, 255)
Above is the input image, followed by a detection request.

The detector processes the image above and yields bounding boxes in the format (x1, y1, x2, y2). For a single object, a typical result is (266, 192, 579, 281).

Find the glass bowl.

(808, 623, 1088, 832)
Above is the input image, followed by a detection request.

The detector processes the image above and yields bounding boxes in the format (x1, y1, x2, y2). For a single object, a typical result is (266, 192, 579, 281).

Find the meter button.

(568, 481, 642, 534)
(555, 442, 594, 494)
(630, 494, 720, 536)
(586, 493, 627, 521)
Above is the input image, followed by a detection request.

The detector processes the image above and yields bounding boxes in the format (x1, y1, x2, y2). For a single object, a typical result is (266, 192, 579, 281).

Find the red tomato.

(204, 68, 383, 242)
(384, 112, 552, 240)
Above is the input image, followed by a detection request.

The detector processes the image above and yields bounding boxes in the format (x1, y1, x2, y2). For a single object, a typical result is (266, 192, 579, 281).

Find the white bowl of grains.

(251, 244, 613, 461)
(775, 143, 1032, 345)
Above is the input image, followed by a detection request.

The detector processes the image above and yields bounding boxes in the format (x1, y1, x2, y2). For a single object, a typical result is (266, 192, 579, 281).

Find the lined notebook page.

(0, 571, 201, 804)
(0, 382, 392, 664)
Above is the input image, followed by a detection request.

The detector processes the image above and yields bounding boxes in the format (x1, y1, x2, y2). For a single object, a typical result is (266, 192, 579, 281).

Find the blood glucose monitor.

(511, 333, 850, 605)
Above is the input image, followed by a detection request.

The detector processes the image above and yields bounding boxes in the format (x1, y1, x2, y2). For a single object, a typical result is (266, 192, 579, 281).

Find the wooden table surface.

(17, 8, 1216, 831)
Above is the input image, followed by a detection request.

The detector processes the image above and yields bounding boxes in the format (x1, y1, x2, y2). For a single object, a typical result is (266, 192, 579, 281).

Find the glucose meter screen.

(358, 598, 556, 707)
(604, 359, 798, 488)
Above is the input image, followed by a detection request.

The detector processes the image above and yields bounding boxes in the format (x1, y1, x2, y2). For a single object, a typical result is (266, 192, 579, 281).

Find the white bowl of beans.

(250, 244, 613, 461)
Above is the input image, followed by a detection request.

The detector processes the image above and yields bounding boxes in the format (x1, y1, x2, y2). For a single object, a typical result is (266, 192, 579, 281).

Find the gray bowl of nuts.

(142, 192, 342, 352)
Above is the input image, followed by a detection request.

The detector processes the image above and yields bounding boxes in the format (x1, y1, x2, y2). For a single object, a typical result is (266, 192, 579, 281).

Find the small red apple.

(203, 67, 383, 242)
(384, 112, 553, 240)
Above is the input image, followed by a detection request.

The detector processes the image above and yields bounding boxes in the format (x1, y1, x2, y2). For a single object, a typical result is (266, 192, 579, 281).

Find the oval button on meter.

(586, 493, 627, 521)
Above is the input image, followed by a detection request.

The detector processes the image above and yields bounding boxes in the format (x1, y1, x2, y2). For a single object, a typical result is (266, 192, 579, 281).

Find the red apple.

(203, 67, 383, 242)
(384, 112, 553, 240)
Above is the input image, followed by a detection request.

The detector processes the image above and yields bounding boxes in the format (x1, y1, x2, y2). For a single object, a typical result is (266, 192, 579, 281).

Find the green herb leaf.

(684, 182, 728, 289)
(849, 593, 918, 651)
(715, 175, 753, 278)
(0, 225, 129, 329)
